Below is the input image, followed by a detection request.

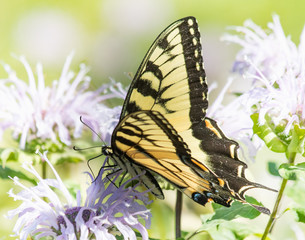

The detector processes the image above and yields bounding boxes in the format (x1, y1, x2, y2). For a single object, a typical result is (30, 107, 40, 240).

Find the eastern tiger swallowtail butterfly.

(102, 16, 274, 214)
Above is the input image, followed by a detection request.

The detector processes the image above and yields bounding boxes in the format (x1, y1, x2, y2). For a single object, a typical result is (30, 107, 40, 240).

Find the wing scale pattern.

(121, 17, 207, 134)
(112, 111, 232, 206)
(104, 16, 274, 213)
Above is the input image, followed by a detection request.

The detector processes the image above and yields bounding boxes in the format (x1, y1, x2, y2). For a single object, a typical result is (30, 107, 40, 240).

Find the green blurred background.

(1, 0, 305, 239)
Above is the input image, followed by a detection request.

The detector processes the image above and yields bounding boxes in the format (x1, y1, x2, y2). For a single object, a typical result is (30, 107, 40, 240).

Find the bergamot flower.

(0, 53, 119, 149)
(223, 14, 305, 135)
(7, 151, 152, 240)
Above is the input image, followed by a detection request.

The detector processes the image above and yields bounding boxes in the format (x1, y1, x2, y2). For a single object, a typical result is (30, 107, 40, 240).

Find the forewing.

(121, 16, 208, 134)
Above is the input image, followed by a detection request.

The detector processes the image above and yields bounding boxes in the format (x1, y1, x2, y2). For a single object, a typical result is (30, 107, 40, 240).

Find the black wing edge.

(120, 16, 208, 123)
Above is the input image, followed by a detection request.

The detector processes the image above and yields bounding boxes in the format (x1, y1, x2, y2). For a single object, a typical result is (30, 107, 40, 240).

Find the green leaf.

(267, 161, 280, 177)
(0, 148, 19, 166)
(251, 113, 287, 153)
(0, 147, 42, 165)
(24, 138, 66, 154)
(0, 165, 36, 184)
(210, 196, 261, 221)
(286, 125, 305, 158)
(295, 208, 305, 223)
(197, 198, 267, 240)
(279, 162, 305, 181)
(199, 214, 257, 240)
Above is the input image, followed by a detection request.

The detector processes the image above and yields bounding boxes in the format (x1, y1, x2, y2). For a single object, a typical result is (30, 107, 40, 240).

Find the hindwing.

(112, 111, 272, 213)
(112, 111, 230, 206)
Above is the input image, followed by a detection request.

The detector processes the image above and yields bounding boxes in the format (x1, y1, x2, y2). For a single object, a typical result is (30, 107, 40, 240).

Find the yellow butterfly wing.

(108, 16, 274, 213)
(112, 110, 272, 213)
(113, 110, 230, 205)
(121, 16, 207, 133)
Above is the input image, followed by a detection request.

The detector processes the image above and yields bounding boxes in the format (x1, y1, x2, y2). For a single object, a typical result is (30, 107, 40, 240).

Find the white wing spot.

(237, 165, 244, 177)
(192, 38, 198, 46)
(200, 76, 205, 85)
(194, 49, 199, 58)
(189, 28, 195, 35)
(229, 145, 235, 159)
(196, 62, 200, 71)
(188, 18, 194, 26)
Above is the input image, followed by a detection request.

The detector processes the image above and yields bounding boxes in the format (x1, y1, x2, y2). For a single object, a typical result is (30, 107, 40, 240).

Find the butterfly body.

(103, 16, 273, 213)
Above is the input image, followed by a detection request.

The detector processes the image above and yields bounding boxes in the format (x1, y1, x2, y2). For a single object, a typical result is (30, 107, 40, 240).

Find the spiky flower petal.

(223, 15, 305, 134)
(0, 54, 119, 149)
(7, 152, 151, 240)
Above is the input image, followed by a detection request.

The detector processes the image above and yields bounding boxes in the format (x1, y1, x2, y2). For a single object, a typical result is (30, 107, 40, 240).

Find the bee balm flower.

(0, 54, 118, 149)
(7, 151, 152, 240)
(223, 15, 305, 135)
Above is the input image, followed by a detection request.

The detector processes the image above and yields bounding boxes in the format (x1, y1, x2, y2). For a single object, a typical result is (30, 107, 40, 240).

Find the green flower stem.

(261, 152, 296, 240)
(41, 160, 48, 203)
(261, 176, 287, 239)
(175, 190, 183, 239)
(42, 160, 47, 179)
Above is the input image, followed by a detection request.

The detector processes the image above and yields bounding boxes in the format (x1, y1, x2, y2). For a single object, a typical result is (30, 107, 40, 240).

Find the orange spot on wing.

(205, 119, 222, 138)
(190, 158, 209, 172)
(217, 178, 225, 187)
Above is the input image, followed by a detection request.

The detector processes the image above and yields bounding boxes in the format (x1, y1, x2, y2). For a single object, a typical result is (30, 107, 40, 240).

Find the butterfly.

(102, 16, 274, 214)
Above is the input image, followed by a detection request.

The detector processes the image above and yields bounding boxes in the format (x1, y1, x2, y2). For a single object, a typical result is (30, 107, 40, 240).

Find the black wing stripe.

(109, 17, 273, 213)
(113, 110, 219, 195)
(120, 16, 208, 126)
(178, 19, 207, 125)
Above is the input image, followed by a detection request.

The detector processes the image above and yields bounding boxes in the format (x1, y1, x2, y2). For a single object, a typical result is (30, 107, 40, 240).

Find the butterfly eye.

(102, 146, 110, 156)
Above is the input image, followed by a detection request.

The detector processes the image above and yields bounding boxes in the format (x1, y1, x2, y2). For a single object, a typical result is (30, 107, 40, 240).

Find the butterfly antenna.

(79, 116, 107, 146)
(73, 145, 101, 151)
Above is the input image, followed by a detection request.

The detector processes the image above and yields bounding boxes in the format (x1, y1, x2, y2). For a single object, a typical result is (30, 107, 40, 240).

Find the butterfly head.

(102, 146, 112, 156)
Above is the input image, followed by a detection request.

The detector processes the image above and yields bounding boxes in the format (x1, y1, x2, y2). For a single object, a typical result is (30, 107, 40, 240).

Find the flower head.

(0, 54, 120, 149)
(7, 151, 151, 240)
(223, 15, 305, 135)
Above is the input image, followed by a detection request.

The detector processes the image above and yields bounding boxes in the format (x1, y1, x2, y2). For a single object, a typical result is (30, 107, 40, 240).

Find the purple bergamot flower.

(7, 151, 152, 240)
